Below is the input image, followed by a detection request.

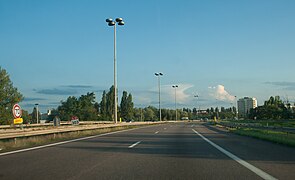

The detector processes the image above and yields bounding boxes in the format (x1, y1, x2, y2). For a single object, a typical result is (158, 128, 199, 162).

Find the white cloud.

(132, 83, 194, 107)
(209, 85, 235, 102)
(162, 83, 194, 104)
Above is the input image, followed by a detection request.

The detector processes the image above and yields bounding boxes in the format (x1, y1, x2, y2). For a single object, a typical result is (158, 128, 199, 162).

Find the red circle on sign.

(12, 104, 22, 119)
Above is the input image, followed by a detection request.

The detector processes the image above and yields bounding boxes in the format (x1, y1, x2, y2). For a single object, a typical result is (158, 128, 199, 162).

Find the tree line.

(0, 67, 24, 124)
(57, 86, 134, 121)
(1, 66, 295, 124)
(249, 96, 294, 120)
(56, 86, 191, 121)
(0, 66, 238, 123)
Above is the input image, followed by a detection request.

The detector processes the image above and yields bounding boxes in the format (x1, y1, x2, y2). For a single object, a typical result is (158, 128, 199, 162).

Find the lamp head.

(106, 18, 113, 23)
(116, 18, 123, 22)
(108, 21, 115, 26)
(118, 21, 125, 26)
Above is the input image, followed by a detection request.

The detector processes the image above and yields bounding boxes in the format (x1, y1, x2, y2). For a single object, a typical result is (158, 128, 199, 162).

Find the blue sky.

(1, 0, 295, 113)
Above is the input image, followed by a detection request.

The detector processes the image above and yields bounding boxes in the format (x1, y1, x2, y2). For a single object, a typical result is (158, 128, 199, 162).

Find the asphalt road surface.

(0, 122, 295, 180)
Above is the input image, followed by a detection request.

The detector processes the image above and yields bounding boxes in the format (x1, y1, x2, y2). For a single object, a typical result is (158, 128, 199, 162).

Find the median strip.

(192, 129, 277, 180)
(0, 127, 145, 157)
(0, 123, 166, 156)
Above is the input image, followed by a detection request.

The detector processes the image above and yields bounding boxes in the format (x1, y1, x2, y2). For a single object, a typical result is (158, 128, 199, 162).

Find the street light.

(35, 103, 39, 124)
(234, 95, 238, 120)
(172, 85, 178, 120)
(106, 17, 125, 124)
(155, 73, 163, 121)
(194, 94, 199, 119)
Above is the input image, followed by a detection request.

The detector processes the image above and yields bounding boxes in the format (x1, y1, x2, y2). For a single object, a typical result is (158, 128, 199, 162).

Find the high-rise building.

(237, 97, 257, 118)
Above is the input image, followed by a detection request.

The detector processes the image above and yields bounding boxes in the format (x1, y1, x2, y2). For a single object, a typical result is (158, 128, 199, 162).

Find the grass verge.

(224, 120, 295, 128)
(230, 128, 295, 147)
(0, 125, 145, 153)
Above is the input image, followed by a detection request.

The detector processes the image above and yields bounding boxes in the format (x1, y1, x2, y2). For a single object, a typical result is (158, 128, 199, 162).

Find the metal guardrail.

(0, 122, 165, 141)
(0, 121, 114, 130)
(217, 122, 295, 134)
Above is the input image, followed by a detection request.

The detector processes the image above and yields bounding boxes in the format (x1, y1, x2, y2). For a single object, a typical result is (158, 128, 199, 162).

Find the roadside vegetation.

(229, 127, 295, 147)
(0, 67, 24, 125)
(224, 119, 295, 128)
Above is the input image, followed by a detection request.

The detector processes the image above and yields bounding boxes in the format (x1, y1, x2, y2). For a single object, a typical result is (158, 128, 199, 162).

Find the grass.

(230, 127, 295, 147)
(224, 119, 295, 128)
(0, 125, 143, 153)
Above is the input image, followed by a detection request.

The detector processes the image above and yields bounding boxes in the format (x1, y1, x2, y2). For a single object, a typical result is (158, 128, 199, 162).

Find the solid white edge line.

(128, 141, 141, 148)
(192, 129, 277, 180)
(0, 126, 148, 157)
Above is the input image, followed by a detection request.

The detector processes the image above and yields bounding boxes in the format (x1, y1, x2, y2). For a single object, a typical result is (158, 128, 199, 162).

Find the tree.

(249, 96, 292, 120)
(31, 107, 41, 123)
(221, 107, 225, 112)
(78, 92, 98, 121)
(215, 107, 219, 113)
(126, 93, 134, 119)
(58, 96, 79, 121)
(57, 93, 99, 121)
(99, 90, 107, 120)
(120, 91, 128, 120)
(22, 110, 31, 124)
(133, 108, 144, 121)
(144, 107, 155, 121)
(106, 86, 115, 120)
(193, 108, 197, 115)
(0, 67, 24, 124)
(210, 107, 214, 113)
(180, 110, 189, 119)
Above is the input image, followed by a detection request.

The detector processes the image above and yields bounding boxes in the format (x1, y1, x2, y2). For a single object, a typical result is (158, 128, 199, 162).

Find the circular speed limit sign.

(12, 104, 22, 119)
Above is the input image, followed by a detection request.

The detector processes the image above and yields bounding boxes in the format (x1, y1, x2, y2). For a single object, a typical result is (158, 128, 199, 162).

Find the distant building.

(237, 97, 257, 118)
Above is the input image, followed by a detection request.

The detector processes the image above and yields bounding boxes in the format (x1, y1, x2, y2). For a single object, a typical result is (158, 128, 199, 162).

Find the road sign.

(12, 104, 22, 119)
(71, 116, 79, 125)
(14, 118, 23, 124)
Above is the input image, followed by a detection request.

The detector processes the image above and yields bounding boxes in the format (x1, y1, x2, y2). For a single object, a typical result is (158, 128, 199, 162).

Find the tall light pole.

(35, 103, 39, 124)
(106, 18, 125, 124)
(172, 85, 178, 120)
(194, 94, 198, 120)
(234, 95, 238, 120)
(155, 73, 163, 121)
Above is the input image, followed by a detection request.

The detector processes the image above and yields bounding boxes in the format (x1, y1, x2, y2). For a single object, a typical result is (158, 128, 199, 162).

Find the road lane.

(193, 123, 295, 180)
(192, 128, 276, 180)
(0, 122, 294, 180)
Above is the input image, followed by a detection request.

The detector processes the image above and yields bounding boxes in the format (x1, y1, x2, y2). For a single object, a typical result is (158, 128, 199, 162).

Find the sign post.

(12, 104, 23, 125)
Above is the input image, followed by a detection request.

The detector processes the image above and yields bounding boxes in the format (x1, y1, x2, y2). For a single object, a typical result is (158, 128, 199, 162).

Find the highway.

(0, 122, 295, 180)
